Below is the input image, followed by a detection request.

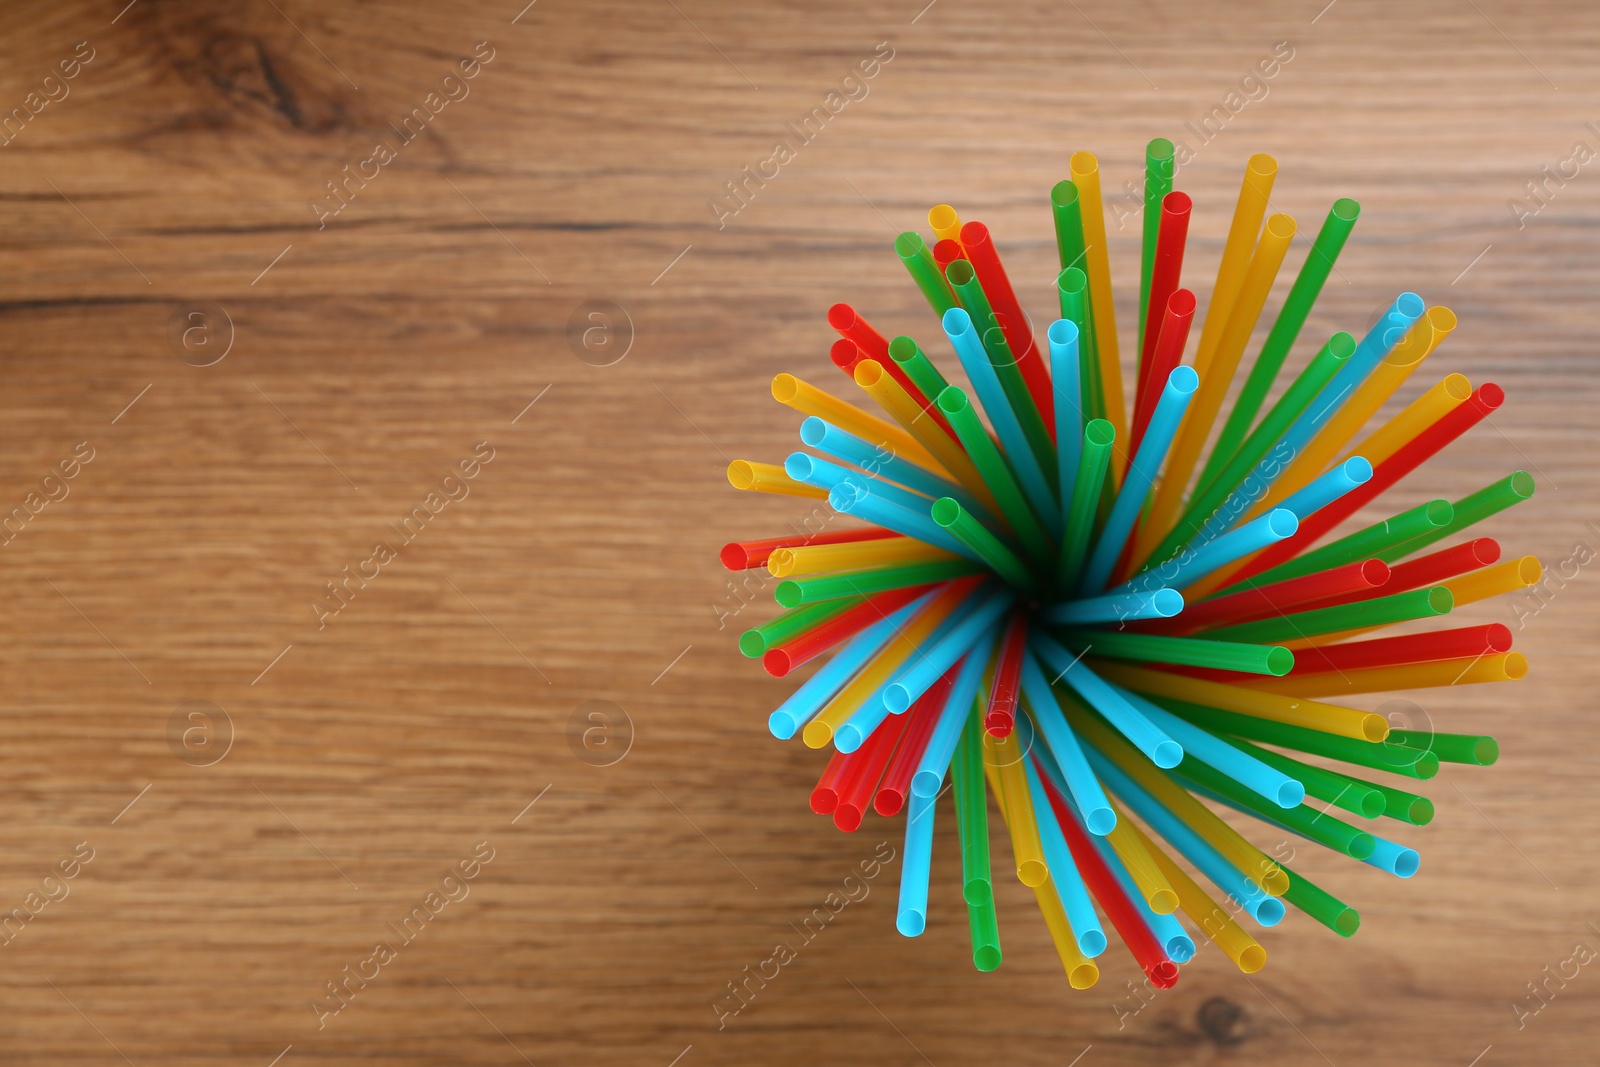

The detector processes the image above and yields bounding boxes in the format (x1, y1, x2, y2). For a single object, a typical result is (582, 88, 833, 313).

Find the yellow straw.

(1102, 797, 1179, 914)
(771, 373, 943, 474)
(853, 360, 1000, 512)
(801, 585, 967, 748)
(929, 204, 962, 244)
(1193, 154, 1277, 381)
(727, 460, 830, 500)
(1341, 372, 1472, 468)
(1092, 661, 1388, 741)
(768, 537, 957, 578)
(1070, 152, 1128, 480)
(1033, 876, 1101, 988)
(982, 730, 1050, 887)
(1135, 212, 1297, 564)
(1123, 816, 1266, 973)
(1058, 688, 1289, 897)
(1240, 652, 1529, 698)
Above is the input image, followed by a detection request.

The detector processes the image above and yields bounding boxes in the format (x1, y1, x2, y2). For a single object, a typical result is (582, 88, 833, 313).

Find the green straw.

(1387, 729, 1499, 766)
(938, 386, 1052, 563)
(775, 559, 980, 607)
(1138, 138, 1176, 354)
(1198, 199, 1361, 492)
(895, 232, 960, 317)
(1177, 758, 1376, 859)
(1382, 471, 1535, 562)
(1278, 860, 1361, 937)
(982, 323, 1058, 485)
(1057, 629, 1294, 676)
(889, 336, 953, 411)
(738, 595, 863, 657)
(933, 498, 1035, 589)
(1365, 780, 1435, 825)
(1058, 418, 1115, 591)
(952, 708, 994, 907)
(1222, 498, 1454, 593)
(1050, 179, 1088, 273)
(1156, 698, 1440, 780)
(1224, 736, 1385, 819)
(1150, 331, 1355, 568)
(966, 898, 1003, 972)
(1057, 266, 1104, 426)
(1203, 586, 1453, 645)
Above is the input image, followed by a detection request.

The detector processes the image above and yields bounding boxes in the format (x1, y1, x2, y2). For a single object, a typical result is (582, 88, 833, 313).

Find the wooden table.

(0, 0, 1595, 1062)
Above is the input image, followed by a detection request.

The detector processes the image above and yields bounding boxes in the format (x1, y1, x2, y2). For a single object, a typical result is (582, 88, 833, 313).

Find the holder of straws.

(723, 141, 1536, 990)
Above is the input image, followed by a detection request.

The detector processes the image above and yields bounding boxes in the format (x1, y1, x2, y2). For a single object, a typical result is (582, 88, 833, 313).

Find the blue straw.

(827, 479, 978, 562)
(1031, 632, 1183, 768)
(882, 586, 1015, 714)
(1043, 587, 1184, 626)
(1193, 456, 1371, 550)
(767, 594, 933, 739)
(1088, 828, 1195, 962)
(1049, 318, 1084, 528)
(897, 788, 938, 935)
(1019, 651, 1115, 834)
(942, 307, 1057, 529)
(1123, 508, 1297, 594)
(1360, 834, 1420, 878)
(799, 416, 998, 526)
(910, 636, 995, 798)
(786, 453, 934, 514)
(1024, 751, 1108, 957)
(1079, 365, 1199, 594)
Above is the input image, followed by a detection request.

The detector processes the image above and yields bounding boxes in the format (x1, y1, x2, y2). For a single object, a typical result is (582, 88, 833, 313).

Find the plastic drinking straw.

(827, 303, 892, 362)
(1080, 746, 1285, 927)
(1057, 267, 1107, 435)
(1136, 191, 1191, 408)
(1031, 633, 1183, 768)
(1355, 538, 1500, 600)
(1210, 497, 1455, 596)
(1129, 289, 1197, 460)
(958, 304, 1058, 484)
(882, 586, 1016, 714)
(797, 415, 979, 516)
(966, 896, 1004, 972)
(1361, 835, 1420, 878)
(896, 787, 938, 936)
(1024, 751, 1108, 956)
(1128, 508, 1298, 595)
(895, 231, 959, 317)
(1267, 456, 1373, 526)
(741, 594, 865, 659)
(1020, 653, 1116, 834)
(810, 748, 851, 814)
(1145, 331, 1356, 569)
(1276, 860, 1361, 936)
(937, 387, 1052, 557)
(831, 338, 957, 438)
(1366, 779, 1436, 825)
(775, 552, 979, 607)
(1192, 154, 1277, 382)
(1098, 796, 1180, 914)
(1269, 307, 1456, 501)
(1152, 559, 1390, 635)
(1118, 686, 1304, 808)
(961, 221, 1054, 426)
(983, 729, 1050, 887)
(1044, 587, 1184, 626)
(722, 528, 898, 571)
(1093, 662, 1388, 741)
(1138, 138, 1176, 355)
(1223, 736, 1385, 819)
(826, 479, 979, 563)
(1050, 181, 1088, 272)
(1080, 365, 1201, 594)
(911, 634, 995, 797)
(784, 453, 940, 519)
(1040, 765, 1179, 988)
(1204, 586, 1453, 646)
(1050, 319, 1084, 523)
(1199, 197, 1362, 491)
(1123, 815, 1267, 973)
(727, 460, 830, 500)
(1155, 700, 1439, 780)
(811, 584, 979, 751)
(1387, 729, 1499, 766)
(875, 669, 955, 815)
(769, 594, 933, 740)
(1257, 652, 1529, 698)
(769, 535, 955, 579)
(1291, 623, 1512, 675)
(1090, 826, 1193, 960)
(932, 498, 1035, 588)
(1057, 419, 1116, 591)
(1057, 628, 1293, 676)
(984, 614, 1027, 737)
(1140, 212, 1297, 556)
(1031, 873, 1101, 988)
(853, 359, 981, 490)
(929, 203, 962, 244)
(887, 336, 955, 413)
(1442, 555, 1541, 607)
(932, 237, 964, 272)
(1177, 759, 1375, 860)
(1342, 373, 1472, 474)
(1386, 471, 1534, 562)
(832, 710, 911, 831)
(1069, 152, 1128, 472)
(953, 711, 995, 906)
(764, 583, 941, 677)
(772, 373, 943, 474)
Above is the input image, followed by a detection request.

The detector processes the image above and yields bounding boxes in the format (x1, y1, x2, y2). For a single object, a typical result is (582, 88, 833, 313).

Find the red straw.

(984, 615, 1027, 737)
(874, 666, 958, 816)
(1219, 384, 1505, 586)
(1136, 192, 1193, 408)
(763, 582, 945, 677)
(833, 712, 912, 831)
(932, 238, 964, 272)
(1290, 623, 1512, 675)
(1129, 288, 1197, 455)
(811, 748, 851, 814)
(1378, 537, 1502, 595)
(830, 337, 957, 439)
(1040, 761, 1178, 988)
(959, 221, 1054, 429)
(1147, 557, 1390, 634)
(721, 528, 898, 571)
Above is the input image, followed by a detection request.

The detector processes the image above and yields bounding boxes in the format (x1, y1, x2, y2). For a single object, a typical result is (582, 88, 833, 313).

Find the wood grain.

(0, 0, 1596, 1063)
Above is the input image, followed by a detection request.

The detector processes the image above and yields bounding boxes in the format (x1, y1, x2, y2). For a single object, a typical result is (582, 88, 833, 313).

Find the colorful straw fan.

(722, 141, 1534, 990)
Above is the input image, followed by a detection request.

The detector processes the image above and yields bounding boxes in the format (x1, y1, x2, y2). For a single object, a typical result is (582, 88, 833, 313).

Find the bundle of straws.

(722, 142, 1536, 989)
